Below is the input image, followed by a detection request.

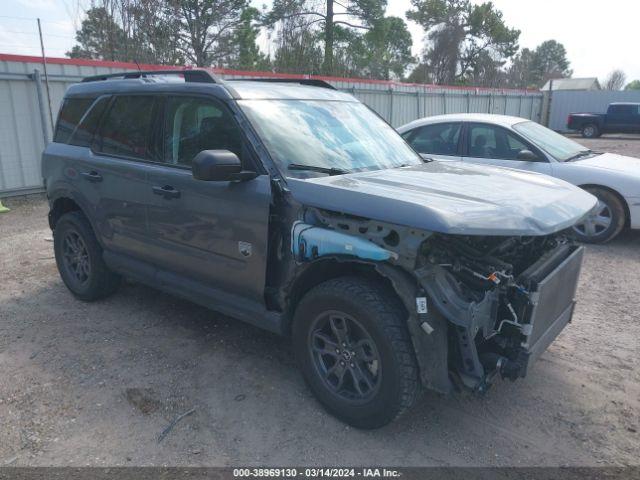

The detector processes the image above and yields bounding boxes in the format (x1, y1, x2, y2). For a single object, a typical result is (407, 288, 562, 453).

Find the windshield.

(513, 121, 589, 161)
(238, 100, 422, 178)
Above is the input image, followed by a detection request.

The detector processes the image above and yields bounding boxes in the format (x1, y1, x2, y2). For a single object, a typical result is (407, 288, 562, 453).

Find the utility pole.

(37, 18, 55, 134)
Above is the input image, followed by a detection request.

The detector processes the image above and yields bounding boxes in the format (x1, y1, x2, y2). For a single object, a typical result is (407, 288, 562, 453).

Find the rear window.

(404, 123, 461, 155)
(54, 97, 96, 144)
(95, 95, 158, 159)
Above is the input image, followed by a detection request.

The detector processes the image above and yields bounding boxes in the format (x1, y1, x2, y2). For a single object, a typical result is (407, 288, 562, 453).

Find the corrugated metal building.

(0, 53, 543, 197)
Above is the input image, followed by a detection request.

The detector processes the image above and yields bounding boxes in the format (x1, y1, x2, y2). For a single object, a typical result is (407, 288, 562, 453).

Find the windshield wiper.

(288, 163, 349, 176)
(565, 150, 594, 161)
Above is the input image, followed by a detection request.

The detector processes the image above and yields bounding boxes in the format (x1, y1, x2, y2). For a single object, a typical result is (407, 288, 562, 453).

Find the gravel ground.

(0, 135, 639, 467)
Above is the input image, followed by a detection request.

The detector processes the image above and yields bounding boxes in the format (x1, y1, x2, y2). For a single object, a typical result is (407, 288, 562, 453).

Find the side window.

(467, 124, 531, 161)
(96, 95, 158, 159)
(163, 96, 243, 167)
(68, 96, 110, 147)
(54, 97, 96, 144)
(406, 123, 461, 155)
(468, 124, 498, 158)
(610, 105, 632, 116)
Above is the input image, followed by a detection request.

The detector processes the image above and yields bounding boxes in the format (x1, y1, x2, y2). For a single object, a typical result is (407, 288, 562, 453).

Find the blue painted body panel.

(291, 222, 394, 262)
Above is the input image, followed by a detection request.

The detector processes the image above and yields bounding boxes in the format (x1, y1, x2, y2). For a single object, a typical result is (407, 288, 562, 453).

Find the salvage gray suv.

(43, 70, 596, 428)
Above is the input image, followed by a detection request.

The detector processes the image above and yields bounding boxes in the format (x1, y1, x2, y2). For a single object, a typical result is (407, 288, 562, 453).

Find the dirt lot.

(0, 135, 639, 468)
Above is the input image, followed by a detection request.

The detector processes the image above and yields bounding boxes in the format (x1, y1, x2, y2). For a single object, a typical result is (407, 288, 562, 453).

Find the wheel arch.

(284, 257, 452, 395)
(578, 184, 631, 227)
(49, 196, 82, 230)
(285, 258, 410, 333)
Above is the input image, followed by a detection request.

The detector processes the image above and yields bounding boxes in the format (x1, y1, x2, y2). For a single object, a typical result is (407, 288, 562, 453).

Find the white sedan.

(398, 113, 640, 243)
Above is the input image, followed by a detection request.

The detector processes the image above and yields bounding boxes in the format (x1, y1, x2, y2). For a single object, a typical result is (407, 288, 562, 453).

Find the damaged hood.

(286, 161, 597, 236)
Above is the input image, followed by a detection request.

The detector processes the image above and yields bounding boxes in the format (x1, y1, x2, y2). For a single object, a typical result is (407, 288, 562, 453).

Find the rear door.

(461, 123, 552, 175)
(401, 122, 463, 161)
(89, 94, 160, 259)
(144, 94, 272, 304)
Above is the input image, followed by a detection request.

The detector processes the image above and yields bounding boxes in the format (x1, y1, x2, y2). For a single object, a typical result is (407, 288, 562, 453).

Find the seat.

(471, 135, 488, 157)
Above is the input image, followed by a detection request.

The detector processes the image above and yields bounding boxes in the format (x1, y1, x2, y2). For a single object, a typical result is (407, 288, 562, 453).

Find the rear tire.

(292, 277, 420, 429)
(572, 187, 626, 243)
(581, 124, 600, 138)
(53, 211, 121, 301)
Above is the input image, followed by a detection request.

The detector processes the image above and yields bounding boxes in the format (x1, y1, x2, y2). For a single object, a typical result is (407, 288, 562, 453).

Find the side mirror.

(192, 150, 256, 182)
(517, 149, 539, 161)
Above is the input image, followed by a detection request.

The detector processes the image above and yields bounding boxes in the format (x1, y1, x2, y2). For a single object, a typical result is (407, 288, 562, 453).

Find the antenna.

(37, 18, 54, 134)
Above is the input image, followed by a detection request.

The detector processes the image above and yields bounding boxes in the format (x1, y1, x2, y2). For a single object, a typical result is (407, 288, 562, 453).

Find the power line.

(0, 14, 73, 26)
(0, 30, 75, 39)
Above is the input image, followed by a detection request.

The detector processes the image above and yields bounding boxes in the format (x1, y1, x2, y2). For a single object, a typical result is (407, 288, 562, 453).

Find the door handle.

(80, 171, 103, 183)
(152, 185, 181, 199)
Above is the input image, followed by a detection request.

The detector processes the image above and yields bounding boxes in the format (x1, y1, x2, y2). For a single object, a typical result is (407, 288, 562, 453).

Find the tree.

(350, 17, 414, 80)
(68, 1, 184, 65)
(228, 7, 271, 70)
(270, 3, 325, 74)
(505, 47, 536, 88)
(625, 80, 640, 90)
(530, 40, 572, 84)
(266, 0, 386, 75)
(466, 50, 506, 87)
(407, 0, 520, 84)
(67, 7, 127, 61)
(602, 69, 627, 91)
(172, 0, 250, 67)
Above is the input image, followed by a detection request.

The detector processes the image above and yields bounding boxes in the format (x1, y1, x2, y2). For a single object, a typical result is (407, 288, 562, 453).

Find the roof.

(397, 113, 530, 133)
(540, 78, 601, 91)
(65, 76, 356, 102)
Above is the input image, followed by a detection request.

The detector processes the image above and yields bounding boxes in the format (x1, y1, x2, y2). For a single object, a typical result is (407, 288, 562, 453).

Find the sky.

(1, 0, 638, 83)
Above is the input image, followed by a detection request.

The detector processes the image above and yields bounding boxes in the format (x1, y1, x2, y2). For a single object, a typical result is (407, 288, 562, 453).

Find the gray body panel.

(287, 161, 597, 236)
(145, 164, 271, 303)
(43, 143, 272, 306)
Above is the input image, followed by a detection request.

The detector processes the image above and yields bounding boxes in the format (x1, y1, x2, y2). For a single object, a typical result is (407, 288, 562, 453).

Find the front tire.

(53, 211, 121, 301)
(581, 124, 600, 138)
(292, 277, 420, 429)
(573, 187, 626, 243)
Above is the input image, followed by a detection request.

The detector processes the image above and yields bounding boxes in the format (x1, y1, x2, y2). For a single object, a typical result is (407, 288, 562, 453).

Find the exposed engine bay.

(416, 233, 583, 391)
(291, 207, 585, 394)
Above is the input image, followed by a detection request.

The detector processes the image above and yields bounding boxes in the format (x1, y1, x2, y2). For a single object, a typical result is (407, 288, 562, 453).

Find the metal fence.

(548, 89, 640, 131)
(0, 54, 543, 197)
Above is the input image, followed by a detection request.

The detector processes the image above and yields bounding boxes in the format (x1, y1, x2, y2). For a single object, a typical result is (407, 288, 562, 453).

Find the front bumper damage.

(291, 207, 586, 395)
(417, 237, 584, 392)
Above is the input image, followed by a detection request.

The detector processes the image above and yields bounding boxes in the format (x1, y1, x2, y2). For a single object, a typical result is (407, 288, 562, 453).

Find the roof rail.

(81, 69, 220, 84)
(228, 78, 336, 90)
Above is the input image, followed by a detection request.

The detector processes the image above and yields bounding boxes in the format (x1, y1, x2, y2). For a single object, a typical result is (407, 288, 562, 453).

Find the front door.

(461, 123, 553, 175)
(145, 95, 272, 304)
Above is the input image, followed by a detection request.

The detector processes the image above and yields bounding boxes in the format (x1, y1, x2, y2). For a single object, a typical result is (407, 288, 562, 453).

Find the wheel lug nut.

(340, 361, 345, 366)
(350, 363, 355, 368)
(335, 348, 340, 354)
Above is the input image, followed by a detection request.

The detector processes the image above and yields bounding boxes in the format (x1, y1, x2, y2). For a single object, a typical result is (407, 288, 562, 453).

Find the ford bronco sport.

(43, 70, 596, 428)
